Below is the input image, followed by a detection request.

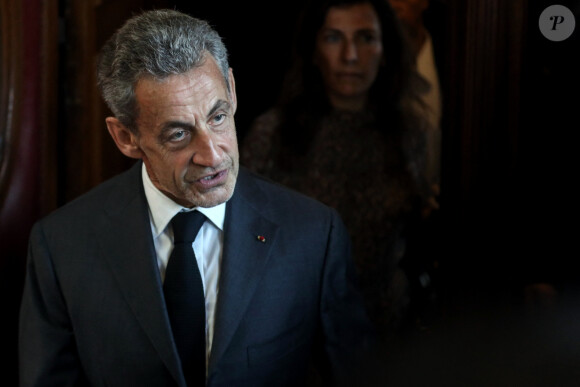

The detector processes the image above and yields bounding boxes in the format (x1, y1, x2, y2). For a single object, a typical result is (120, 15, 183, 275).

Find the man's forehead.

(136, 68, 227, 105)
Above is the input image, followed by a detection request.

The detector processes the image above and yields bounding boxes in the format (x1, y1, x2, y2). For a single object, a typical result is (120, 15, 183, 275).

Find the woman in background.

(241, 0, 437, 338)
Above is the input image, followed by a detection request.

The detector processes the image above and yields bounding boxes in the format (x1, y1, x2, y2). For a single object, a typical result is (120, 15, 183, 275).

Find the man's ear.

(228, 68, 238, 114)
(105, 117, 143, 159)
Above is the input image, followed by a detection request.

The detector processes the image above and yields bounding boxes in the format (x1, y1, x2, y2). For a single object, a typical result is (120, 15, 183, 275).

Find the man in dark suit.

(18, 9, 379, 387)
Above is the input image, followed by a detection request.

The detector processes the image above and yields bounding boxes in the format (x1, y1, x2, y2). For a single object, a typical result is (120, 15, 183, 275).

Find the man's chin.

(188, 186, 234, 208)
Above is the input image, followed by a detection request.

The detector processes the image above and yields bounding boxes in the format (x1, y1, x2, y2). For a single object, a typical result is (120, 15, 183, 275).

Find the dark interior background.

(2, 0, 579, 385)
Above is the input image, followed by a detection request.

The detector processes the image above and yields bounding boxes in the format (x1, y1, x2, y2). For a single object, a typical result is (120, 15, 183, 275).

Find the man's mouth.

(201, 173, 219, 181)
(195, 169, 228, 188)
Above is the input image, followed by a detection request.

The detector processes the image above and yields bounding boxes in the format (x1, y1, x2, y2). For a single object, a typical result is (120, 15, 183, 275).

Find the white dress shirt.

(141, 163, 224, 367)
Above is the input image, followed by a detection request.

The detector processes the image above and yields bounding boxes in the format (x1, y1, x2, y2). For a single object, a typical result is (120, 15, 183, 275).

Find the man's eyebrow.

(207, 99, 231, 118)
(160, 121, 194, 133)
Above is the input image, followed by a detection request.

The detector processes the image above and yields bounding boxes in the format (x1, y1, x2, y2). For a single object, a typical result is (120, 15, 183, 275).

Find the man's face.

(133, 55, 239, 208)
(314, 2, 384, 107)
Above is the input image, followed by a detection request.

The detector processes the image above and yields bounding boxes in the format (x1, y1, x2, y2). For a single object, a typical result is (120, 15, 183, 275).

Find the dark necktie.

(163, 210, 206, 386)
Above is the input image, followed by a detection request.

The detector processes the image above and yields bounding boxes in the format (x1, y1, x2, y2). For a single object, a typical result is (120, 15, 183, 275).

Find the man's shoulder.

(236, 167, 339, 220)
(38, 162, 142, 228)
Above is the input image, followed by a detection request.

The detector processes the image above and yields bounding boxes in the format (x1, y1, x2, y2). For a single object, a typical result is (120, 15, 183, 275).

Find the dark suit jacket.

(19, 162, 379, 386)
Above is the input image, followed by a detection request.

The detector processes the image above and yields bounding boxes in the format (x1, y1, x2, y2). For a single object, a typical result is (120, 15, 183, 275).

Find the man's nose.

(192, 129, 221, 167)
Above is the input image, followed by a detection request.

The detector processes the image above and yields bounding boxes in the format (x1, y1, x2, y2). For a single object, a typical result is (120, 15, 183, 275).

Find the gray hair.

(97, 9, 230, 131)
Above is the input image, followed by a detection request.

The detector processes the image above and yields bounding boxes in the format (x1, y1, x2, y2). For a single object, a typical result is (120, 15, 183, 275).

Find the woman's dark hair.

(276, 0, 416, 157)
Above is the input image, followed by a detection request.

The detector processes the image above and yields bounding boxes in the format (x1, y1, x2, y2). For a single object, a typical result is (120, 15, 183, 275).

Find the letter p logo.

(550, 15, 566, 30)
(540, 5, 575, 41)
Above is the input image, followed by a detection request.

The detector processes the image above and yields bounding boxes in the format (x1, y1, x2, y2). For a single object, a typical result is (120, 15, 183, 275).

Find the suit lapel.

(95, 162, 184, 386)
(208, 169, 279, 375)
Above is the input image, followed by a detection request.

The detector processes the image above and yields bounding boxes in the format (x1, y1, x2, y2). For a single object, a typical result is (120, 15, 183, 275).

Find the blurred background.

(2, 0, 578, 385)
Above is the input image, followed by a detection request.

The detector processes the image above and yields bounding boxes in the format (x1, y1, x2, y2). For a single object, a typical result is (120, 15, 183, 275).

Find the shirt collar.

(141, 163, 226, 238)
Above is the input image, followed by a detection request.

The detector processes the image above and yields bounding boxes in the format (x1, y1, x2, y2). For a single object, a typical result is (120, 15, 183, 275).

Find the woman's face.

(314, 2, 383, 110)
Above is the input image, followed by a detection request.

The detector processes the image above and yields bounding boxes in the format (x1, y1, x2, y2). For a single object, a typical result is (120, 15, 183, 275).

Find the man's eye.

(170, 130, 187, 141)
(213, 114, 226, 124)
